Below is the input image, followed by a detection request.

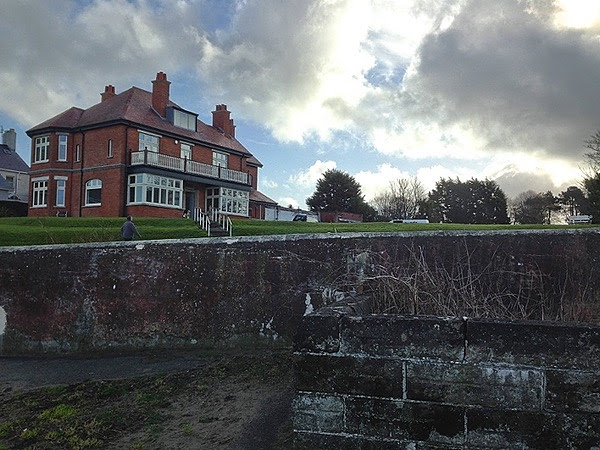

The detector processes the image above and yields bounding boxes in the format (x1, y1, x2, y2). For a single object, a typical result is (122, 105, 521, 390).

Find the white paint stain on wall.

(304, 293, 314, 316)
(0, 306, 6, 335)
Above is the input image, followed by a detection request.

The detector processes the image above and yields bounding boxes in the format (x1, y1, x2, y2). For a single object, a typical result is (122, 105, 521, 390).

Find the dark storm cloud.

(404, 0, 600, 161)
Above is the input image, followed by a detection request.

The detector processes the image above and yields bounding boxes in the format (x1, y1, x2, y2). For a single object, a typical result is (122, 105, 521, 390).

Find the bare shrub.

(337, 241, 600, 324)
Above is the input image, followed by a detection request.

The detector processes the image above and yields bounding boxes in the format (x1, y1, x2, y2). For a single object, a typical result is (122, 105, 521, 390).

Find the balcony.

(130, 150, 250, 185)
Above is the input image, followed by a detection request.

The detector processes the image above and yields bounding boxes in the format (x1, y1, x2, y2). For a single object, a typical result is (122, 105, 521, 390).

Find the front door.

(185, 191, 196, 214)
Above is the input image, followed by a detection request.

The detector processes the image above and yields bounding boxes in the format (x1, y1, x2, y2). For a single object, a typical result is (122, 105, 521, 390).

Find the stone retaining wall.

(293, 300, 600, 449)
(0, 229, 599, 355)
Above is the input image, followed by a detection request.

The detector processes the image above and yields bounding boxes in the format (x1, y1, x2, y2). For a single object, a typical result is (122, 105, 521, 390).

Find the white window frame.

(31, 177, 49, 207)
(173, 109, 197, 131)
(5, 175, 15, 192)
(206, 187, 249, 217)
(34, 136, 50, 163)
(107, 139, 113, 158)
(127, 173, 183, 209)
(85, 179, 102, 206)
(55, 176, 67, 207)
(212, 151, 228, 168)
(58, 134, 68, 161)
(181, 142, 192, 160)
(75, 144, 81, 162)
(139, 131, 160, 153)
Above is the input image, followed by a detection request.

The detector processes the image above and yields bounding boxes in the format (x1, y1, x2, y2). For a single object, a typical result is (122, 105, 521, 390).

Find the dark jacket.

(121, 220, 141, 240)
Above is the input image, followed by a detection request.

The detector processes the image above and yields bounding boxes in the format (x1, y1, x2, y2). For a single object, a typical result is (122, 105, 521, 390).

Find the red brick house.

(26, 72, 275, 219)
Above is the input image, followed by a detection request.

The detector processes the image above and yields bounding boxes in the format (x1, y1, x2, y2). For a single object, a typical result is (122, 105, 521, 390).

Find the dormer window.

(168, 107, 197, 132)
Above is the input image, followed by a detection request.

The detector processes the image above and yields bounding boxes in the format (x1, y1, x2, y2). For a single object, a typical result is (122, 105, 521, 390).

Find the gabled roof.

(0, 144, 29, 173)
(27, 86, 262, 163)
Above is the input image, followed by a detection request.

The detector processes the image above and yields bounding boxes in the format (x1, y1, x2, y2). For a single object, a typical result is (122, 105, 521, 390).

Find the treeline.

(307, 130, 600, 224)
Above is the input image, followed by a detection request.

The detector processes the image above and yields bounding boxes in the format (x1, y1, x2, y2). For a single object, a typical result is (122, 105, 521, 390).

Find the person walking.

(121, 215, 141, 241)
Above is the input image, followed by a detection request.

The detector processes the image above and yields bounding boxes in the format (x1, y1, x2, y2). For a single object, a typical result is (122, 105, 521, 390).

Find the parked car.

(293, 214, 318, 222)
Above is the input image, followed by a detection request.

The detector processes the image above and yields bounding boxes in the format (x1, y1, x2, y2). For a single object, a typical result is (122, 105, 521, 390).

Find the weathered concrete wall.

(0, 229, 599, 355)
(293, 299, 600, 449)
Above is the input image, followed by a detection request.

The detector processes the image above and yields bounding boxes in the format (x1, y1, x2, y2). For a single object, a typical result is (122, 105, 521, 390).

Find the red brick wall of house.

(126, 205, 182, 218)
(28, 118, 256, 218)
(247, 166, 258, 190)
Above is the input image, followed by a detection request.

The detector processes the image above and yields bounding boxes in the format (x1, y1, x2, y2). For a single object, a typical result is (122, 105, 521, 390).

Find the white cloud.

(355, 164, 411, 201)
(289, 160, 337, 188)
(279, 197, 299, 209)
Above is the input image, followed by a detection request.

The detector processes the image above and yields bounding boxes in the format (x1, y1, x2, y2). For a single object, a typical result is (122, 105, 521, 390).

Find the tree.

(426, 178, 509, 224)
(558, 186, 588, 217)
(306, 169, 375, 219)
(512, 190, 559, 224)
(581, 131, 600, 223)
(584, 130, 600, 175)
(370, 176, 427, 220)
(584, 174, 600, 223)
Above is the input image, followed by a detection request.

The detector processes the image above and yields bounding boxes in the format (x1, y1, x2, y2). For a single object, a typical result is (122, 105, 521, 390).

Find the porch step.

(209, 222, 229, 237)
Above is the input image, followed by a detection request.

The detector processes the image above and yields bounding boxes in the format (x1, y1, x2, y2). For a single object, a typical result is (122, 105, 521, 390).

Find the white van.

(567, 215, 592, 224)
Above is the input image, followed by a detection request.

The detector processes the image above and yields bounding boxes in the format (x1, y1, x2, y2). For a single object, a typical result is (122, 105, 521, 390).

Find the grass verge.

(0, 216, 597, 247)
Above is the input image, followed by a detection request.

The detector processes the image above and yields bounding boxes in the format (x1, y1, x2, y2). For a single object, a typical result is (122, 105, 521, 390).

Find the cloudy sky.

(2, 0, 600, 208)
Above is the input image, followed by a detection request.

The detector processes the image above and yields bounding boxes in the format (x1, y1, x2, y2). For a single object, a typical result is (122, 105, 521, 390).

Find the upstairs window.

(85, 179, 102, 206)
(172, 108, 197, 131)
(75, 144, 81, 162)
(181, 143, 192, 160)
(34, 136, 49, 163)
(107, 139, 113, 158)
(139, 132, 159, 153)
(5, 175, 14, 191)
(212, 151, 228, 168)
(58, 135, 68, 161)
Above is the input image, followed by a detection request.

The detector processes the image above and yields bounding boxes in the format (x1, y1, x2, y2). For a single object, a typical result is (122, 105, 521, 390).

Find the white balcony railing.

(130, 151, 250, 185)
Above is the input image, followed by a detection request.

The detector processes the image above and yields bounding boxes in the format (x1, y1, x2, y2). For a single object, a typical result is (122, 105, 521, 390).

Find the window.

(85, 179, 102, 206)
(58, 135, 68, 161)
(5, 175, 14, 191)
(139, 132, 159, 153)
(181, 143, 192, 160)
(206, 187, 248, 216)
(173, 109, 197, 131)
(55, 177, 67, 207)
(34, 136, 49, 163)
(212, 151, 228, 168)
(107, 139, 113, 158)
(32, 178, 48, 207)
(75, 144, 81, 162)
(127, 173, 182, 208)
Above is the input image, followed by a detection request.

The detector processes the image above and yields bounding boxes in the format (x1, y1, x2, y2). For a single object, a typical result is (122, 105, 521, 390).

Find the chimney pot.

(101, 85, 116, 102)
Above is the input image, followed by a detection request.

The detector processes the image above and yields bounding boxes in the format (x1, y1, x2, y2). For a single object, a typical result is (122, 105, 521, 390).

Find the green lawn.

(0, 217, 596, 247)
(0, 217, 205, 247)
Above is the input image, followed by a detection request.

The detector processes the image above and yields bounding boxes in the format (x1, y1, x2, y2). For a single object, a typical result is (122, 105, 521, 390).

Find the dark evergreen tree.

(558, 186, 588, 216)
(306, 169, 375, 220)
(427, 178, 509, 224)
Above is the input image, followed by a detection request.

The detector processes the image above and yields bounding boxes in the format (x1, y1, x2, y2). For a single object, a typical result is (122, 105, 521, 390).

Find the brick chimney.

(152, 71, 170, 117)
(212, 104, 235, 138)
(2, 128, 16, 151)
(101, 85, 116, 102)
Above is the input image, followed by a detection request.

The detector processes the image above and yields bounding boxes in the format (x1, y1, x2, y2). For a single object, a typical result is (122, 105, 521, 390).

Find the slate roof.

(0, 144, 29, 173)
(27, 87, 262, 164)
(250, 189, 277, 205)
